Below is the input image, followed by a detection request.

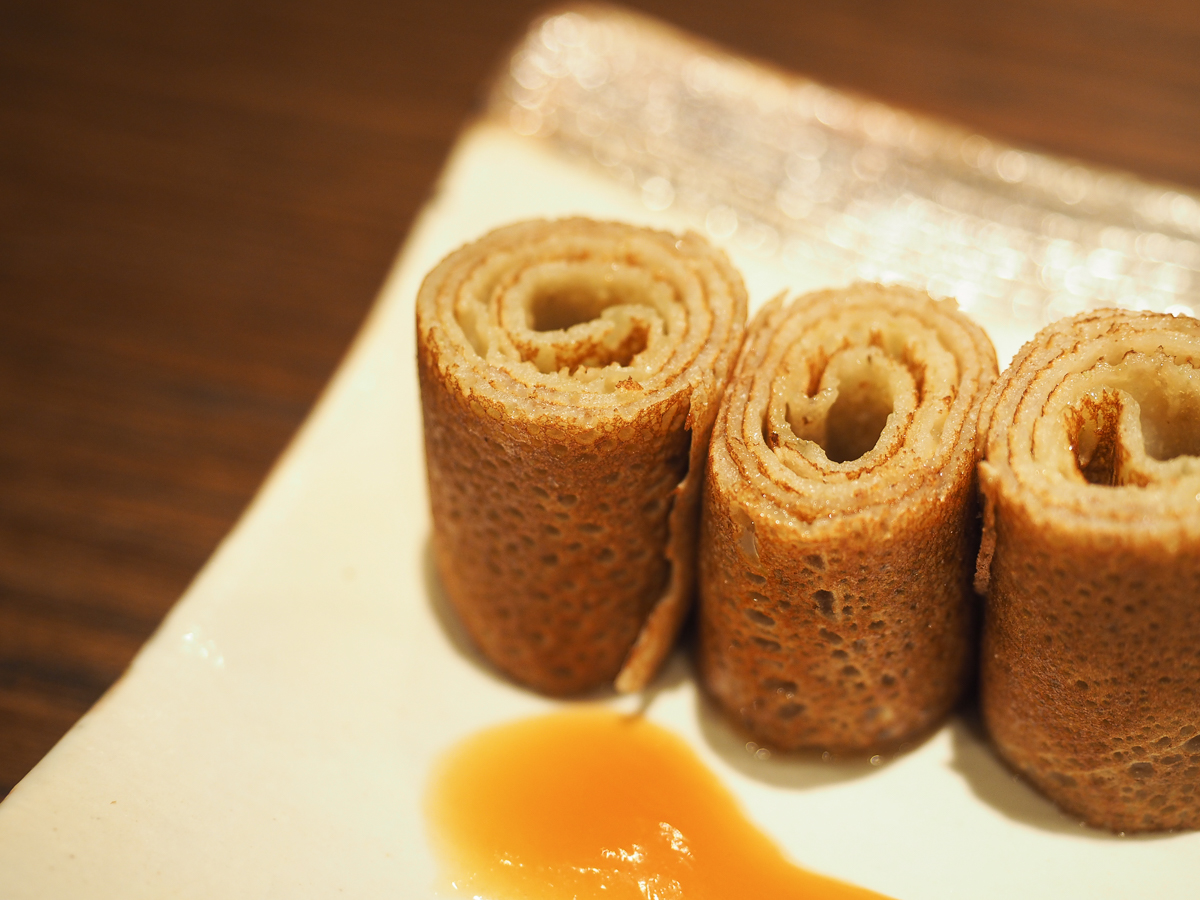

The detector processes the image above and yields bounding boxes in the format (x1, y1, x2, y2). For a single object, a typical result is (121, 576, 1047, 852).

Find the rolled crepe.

(977, 309, 1200, 832)
(698, 284, 997, 752)
(417, 219, 746, 696)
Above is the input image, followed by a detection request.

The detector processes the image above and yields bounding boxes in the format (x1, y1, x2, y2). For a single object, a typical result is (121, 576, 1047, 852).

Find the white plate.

(1, 123, 1196, 899)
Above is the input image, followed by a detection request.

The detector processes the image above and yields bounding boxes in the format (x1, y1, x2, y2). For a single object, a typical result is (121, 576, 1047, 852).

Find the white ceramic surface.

(0, 124, 1196, 899)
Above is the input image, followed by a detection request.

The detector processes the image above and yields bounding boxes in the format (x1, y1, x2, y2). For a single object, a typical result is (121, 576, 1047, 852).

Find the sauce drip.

(427, 709, 890, 900)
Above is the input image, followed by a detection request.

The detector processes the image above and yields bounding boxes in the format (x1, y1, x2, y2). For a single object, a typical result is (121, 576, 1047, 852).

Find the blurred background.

(1, 0, 1198, 797)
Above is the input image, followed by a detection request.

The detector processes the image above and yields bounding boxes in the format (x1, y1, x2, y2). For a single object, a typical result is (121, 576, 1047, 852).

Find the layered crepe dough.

(977, 309, 1200, 832)
(698, 284, 997, 752)
(417, 219, 746, 695)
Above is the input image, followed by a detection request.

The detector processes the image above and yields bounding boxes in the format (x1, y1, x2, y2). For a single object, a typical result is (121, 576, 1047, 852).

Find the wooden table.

(2, 0, 1198, 797)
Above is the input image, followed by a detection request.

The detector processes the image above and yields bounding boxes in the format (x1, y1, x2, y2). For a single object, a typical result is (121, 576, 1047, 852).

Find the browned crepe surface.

(417, 219, 746, 695)
(699, 284, 997, 753)
(977, 309, 1200, 833)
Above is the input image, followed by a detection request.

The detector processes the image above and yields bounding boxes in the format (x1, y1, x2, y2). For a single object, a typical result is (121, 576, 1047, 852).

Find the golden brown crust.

(977, 309, 1200, 832)
(698, 284, 997, 752)
(417, 219, 746, 695)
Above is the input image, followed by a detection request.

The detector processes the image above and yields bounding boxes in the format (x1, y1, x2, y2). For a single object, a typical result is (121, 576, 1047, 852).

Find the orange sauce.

(427, 709, 891, 900)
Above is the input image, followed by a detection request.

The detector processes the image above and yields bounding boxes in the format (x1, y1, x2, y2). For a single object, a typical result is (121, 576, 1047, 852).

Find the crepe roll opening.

(1060, 367, 1200, 490)
(515, 264, 669, 373)
(785, 346, 908, 463)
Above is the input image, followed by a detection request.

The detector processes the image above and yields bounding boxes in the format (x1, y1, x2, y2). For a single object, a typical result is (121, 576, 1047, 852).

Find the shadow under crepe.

(690, 651, 881, 791)
(947, 704, 1181, 841)
(423, 535, 498, 682)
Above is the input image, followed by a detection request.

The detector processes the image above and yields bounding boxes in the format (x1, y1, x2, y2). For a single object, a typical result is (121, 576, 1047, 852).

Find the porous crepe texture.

(417, 219, 746, 696)
(699, 284, 997, 752)
(977, 308, 1200, 832)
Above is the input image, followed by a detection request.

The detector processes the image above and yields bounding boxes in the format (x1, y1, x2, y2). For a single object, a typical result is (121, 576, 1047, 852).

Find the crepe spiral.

(698, 284, 997, 752)
(977, 308, 1200, 832)
(417, 218, 746, 695)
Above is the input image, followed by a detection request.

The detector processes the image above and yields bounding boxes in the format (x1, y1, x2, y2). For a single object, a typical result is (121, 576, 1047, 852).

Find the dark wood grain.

(1, 0, 1198, 797)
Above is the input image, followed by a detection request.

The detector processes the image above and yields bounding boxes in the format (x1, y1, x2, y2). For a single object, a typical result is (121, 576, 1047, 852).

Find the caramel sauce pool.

(427, 709, 890, 900)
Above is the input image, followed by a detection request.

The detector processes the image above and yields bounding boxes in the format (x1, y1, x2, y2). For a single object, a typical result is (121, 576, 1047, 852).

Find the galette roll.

(698, 284, 997, 752)
(976, 308, 1200, 832)
(417, 218, 746, 696)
